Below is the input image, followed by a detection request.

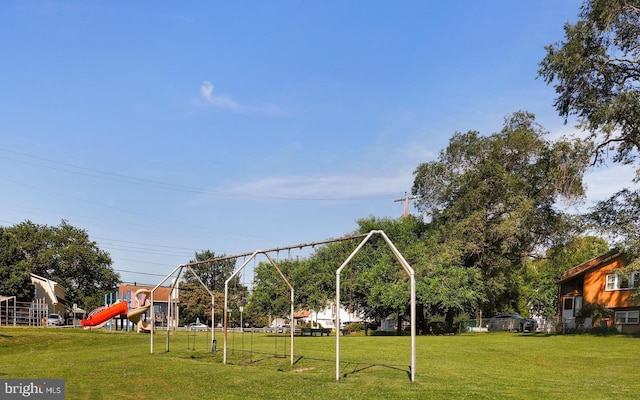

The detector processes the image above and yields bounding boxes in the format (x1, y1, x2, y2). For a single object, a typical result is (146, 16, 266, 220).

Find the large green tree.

(179, 250, 244, 326)
(412, 112, 591, 315)
(249, 258, 298, 323)
(540, 0, 640, 296)
(349, 217, 428, 334)
(417, 231, 485, 331)
(0, 220, 118, 310)
(246, 216, 486, 334)
(539, 0, 640, 169)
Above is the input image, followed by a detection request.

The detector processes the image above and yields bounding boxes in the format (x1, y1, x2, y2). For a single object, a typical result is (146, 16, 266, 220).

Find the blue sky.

(1, 1, 635, 285)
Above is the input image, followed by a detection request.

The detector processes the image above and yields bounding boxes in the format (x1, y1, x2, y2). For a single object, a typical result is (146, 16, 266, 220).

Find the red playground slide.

(80, 301, 128, 327)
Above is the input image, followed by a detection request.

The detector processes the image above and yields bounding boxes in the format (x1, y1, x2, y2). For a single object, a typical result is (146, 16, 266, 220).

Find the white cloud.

(198, 81, 287, 117)
(200, 80, 214, 100)
(200, 81, 242, 112)
(221, 172, 413, 201)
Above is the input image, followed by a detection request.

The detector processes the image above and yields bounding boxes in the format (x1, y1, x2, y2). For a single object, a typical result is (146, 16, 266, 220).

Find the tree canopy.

(0, 220, 118, 311)
(541, 0, 640, 294)
(539, 0, 640, 169)
(178, 250, 244, 326)
(412, 111, 591, 314)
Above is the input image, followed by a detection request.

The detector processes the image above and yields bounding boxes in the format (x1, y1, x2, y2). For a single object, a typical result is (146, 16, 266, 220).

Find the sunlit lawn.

(1, 327, 639, 399)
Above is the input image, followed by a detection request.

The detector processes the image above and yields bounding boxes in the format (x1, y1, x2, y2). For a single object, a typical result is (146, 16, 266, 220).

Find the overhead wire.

(0, 147, 397, 202)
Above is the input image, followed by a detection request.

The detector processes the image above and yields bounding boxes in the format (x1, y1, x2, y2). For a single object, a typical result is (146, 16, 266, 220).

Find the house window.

(563, 298, 573, 310)
(614, 310, 640, 324)
(605, 272, 640, 291)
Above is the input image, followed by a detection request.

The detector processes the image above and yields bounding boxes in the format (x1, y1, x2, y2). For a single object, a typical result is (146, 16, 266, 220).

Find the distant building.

(558, 250, 640, 333)
(30, 273, 67, 316)
(294, 303, 365, 329)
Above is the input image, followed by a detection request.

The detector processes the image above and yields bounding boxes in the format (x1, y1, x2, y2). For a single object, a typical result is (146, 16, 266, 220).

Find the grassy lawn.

(1, 327, 639, 399)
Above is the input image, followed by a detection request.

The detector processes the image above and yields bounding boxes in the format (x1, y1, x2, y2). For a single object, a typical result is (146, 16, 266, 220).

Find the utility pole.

(394, 192, 419, 218)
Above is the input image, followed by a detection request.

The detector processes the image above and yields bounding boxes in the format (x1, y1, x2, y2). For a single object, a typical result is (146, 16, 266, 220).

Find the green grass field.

(1, 327, 639, 399)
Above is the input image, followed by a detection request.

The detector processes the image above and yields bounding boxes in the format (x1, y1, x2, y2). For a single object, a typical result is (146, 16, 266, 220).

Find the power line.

(113, 268, 168, 277)
(94, 237, 201, 251)
(0, 147, 397, 202)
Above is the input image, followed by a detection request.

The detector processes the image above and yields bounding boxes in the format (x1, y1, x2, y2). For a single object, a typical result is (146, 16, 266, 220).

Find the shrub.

(345, 322, 364, 332)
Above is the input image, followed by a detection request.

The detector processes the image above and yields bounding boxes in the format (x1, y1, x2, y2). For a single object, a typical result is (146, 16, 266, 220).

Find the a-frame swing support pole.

(335, 230, 416, 383)
(223, 251, 295, 365)
(263, 252, 295, 365)
(224, 253, 258, 364)
(150, 264, 216, 355)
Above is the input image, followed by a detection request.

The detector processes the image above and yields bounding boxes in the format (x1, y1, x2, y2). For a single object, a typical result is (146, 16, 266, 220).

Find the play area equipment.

(148, 229, 417, 383)
(81, 289, 152, 331)
(80, 301, 128, 328)
(150, 264, 215, 354)
(335, 230, 416, 383)
(126, 289, 152, 332)
(223, 250, 295, 365)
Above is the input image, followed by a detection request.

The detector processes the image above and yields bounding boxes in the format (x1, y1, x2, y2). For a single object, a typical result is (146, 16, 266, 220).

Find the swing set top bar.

(179, 233, 370, 267)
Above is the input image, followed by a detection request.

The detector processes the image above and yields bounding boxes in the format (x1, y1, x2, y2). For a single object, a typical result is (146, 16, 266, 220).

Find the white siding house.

(30, 273, 67, 316)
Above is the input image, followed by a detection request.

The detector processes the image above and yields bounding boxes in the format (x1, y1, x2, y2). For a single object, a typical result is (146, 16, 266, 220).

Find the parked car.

(46, 313, 64, 326)
(188, 322, 209, 331)
(488, 314, 529, 332)
(523, 318, 537, 333)
(264, 324, 290, 333)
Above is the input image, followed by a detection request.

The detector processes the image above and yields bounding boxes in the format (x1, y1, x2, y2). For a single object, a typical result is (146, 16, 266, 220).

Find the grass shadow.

(341, 362, 411, 381)
(226, 349, 305, 366)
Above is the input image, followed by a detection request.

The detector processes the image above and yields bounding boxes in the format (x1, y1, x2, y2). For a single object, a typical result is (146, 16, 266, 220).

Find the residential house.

(294, 303, 365, 329)
(557, 250, 640, 333)
(30, 273, 67, 317)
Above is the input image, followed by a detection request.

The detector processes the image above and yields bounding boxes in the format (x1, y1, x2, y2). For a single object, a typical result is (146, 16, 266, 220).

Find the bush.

(345, 322, 364, 332)
(426, 321, 447, 335)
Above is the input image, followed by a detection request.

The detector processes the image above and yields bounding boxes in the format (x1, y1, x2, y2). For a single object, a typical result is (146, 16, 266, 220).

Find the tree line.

(181, 111, 613, 333)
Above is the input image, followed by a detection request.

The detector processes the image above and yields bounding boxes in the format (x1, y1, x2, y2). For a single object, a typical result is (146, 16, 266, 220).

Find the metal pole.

(335, 272, 341, 381)
(178, 234, 369, 269)
(223, 252, 256, 364)
(166, 285, 171, 352)
(240, 306, 244, 358)
(211, 294, 216, 353)
(334, 230, 416, 382)
(290, 288, 294, 365)
(150, 291, 155, 354)
(410, 272, 416, 383)
(223, 281, 229, 364)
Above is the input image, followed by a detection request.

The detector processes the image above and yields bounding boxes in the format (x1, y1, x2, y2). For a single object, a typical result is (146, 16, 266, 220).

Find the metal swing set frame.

(149, 230, 416, 383)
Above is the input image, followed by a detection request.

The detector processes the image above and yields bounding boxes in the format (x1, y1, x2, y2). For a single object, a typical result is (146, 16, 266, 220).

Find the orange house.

(557, 250, 640, 333)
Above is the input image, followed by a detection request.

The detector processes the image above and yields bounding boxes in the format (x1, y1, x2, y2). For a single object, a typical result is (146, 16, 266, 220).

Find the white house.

(296, 303, 365, 329)
(30, 273, 67, 316)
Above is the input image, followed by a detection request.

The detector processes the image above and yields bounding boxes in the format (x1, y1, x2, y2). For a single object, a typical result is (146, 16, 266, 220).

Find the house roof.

(30, 273, 66, 305)
(293, 310, 310, 318)
(557, 249, 622, 284)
